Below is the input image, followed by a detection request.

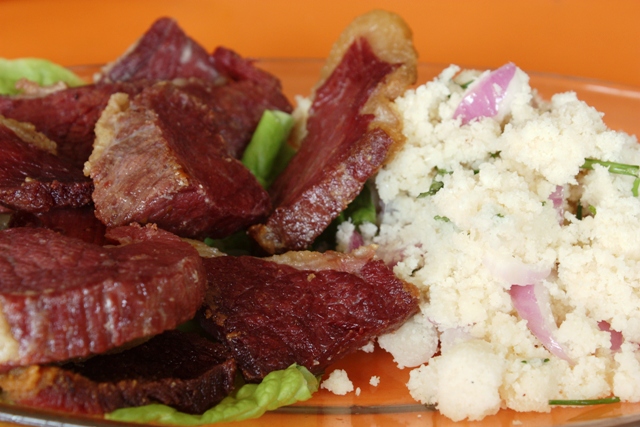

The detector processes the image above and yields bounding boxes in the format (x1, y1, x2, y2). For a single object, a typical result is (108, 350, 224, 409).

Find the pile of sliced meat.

(0, 10, 419, 417)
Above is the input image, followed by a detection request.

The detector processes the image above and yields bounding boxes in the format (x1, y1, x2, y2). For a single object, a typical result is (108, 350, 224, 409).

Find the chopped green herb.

(581, 159, 640, 177)
(588, 205, 597, 216)
(496, 213, 504, 218)
(581, 158, 640, 196)
(434, 215, 450, 222)
(490, 151, 501, 158)
(576, 203, 583, 220)
(436, 168, 452, 176)
(549, 396, 620, 406)
(459, 79, 474, 90)
(419, 180, 444, 198)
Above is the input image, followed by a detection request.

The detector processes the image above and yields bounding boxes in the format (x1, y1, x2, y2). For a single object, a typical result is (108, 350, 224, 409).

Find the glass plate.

(1, 60, 640, 427)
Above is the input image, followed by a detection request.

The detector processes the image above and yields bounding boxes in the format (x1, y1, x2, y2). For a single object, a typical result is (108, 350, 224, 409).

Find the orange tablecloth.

(0, 0, 638, 87)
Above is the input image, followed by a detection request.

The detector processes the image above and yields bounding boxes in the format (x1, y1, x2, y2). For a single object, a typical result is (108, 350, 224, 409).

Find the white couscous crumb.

(321, 369, 354, 395)
(360, 341, 375, 353)
(369, 375, 380, 387)
(371, 63, 640, 421)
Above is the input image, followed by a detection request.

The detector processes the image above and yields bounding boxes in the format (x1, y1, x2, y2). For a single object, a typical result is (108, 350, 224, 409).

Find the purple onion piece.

(454, 62, 517, 125)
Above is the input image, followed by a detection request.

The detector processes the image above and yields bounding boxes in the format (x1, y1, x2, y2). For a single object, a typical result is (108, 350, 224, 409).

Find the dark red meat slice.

(98, 17, 222, 84)
(86, 81, 271, 239)
(0, 117, 93, 212)
(198, 246, 419, 382)
(249, 11, 417, 254)
(0, 82, 148, 168)
(0, 224, 206, 371)
(178, 61, 292, 158)
(0, 330, 236, 415)
(7, 205, 107, 245)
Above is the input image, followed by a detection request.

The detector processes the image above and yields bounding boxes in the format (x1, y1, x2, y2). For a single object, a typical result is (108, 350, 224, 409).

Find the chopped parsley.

(419, 180, 444, 198)
(581, 158, 640, 196)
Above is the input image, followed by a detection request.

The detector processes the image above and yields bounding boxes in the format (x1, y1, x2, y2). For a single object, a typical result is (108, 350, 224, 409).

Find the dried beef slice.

(97, 17, 293, 159)
(0, 224, 206, 371)
(85, 82, 271, 239)
(198, 246, 419, 382)
(0, 82, 148, 168)
(249, 10, 417, 254)
(181, 49, 293, 158)
(0, 330, 236, 415)
(97, 17, 222, 84)
(0, 116, 93, 213)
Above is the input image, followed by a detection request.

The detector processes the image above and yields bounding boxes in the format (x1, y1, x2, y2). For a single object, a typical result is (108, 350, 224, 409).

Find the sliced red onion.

(549, 185, 565, 224)
(510, 283, 573, 362)
(483, 255, 551, 286)
(453, 62, 517, 125)
(348, 230, 365, 252)
(598, 321, 624, 352)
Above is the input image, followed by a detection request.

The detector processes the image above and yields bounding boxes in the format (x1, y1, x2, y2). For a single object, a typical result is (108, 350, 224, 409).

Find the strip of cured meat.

(0, 224, 206, 372)
(0, 330, 236, 415)
(186, 48, 293, 158)
(86, 81, 271, 239)
(249, 10, 417, 254)
(0, 82, 148, 168)
(0, 116, 93, 213)
(97, 17, 222, 84)
(198, 246, 419, 382)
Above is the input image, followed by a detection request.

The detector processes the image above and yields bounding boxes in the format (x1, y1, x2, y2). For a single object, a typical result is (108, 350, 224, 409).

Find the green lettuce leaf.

(106, 365, 319, 425)
(0, 58, 85, 95)
(241, 110, 295, 188)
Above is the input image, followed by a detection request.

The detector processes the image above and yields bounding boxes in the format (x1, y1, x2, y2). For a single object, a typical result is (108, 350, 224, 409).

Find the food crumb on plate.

(360, 341, 375, 353)
(321, 369, 354, 395)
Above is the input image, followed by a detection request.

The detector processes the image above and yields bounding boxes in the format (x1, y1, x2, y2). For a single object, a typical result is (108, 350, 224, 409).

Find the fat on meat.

(0, 81, 148, 168)
(0, 116, 93, 213)
(0, 224, 206, 372)
(249, 10, 417, 254)
(85, 81, 272, 239)
(198, 245, 419, 382)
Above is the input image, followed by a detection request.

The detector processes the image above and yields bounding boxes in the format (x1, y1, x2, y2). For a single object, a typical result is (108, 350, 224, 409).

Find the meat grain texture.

(0, 224, 206, 371)
(249, 10, 417, 254)
(346, 64, 640, 421)
(198, 246, 419, 382)
(86, 83, 271, 239)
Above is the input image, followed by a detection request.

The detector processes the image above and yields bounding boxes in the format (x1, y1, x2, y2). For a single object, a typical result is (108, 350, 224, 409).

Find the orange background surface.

(0, 0, 638, 87)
